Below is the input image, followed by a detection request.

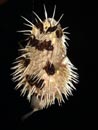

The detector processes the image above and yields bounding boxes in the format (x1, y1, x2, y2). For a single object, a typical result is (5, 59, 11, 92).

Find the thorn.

(56, 13, 64, 25)
(21, 16, 34, 26)
(33, 11, 43, 23)
(52, 5, 56, 19)
(43, 4, 48, 19)
(23, 23, 33, 28)
(17, 30, 31, 33)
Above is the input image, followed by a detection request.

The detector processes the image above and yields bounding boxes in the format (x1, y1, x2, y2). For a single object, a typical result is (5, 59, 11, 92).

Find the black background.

(0, 0, 97, 130)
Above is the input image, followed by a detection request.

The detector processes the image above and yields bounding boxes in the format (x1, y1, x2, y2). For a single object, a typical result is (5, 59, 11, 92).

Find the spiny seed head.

(11, 5, 78, 117)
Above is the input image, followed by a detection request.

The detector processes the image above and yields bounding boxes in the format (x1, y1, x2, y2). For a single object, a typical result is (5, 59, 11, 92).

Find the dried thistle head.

(11, 5, 78, 116)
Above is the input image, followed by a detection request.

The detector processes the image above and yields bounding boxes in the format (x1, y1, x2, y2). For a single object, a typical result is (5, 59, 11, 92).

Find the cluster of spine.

(11, 5, 78, 111)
